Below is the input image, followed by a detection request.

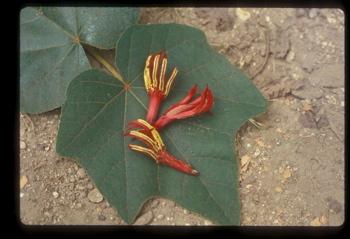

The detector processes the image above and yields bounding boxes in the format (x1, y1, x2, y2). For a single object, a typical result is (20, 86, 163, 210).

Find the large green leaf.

(56, 24, 267, 225)
(20, 7, 139, 113)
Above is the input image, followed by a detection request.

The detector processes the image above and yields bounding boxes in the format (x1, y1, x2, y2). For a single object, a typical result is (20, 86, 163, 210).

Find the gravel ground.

(20, 8, 344, 226)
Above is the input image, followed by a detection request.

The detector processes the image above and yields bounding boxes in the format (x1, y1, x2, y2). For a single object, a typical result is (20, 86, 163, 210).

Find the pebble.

(134, 211, 153, 225)
(77, 168, 86, 179)
(157, 214, 164, 220)
(308, 9, 319, 19)
(20, 141, 27, 150)
(185, 223, 191, 226)
(87, 183, 94, 190)
(52, 191, 59, 198)
(20, 175, 28, 189)
(204, 220, 212, 225)
(88, 188, 104, 203)
(283, 169, 292, 179)
(20, 193, 24, 198)
(286, 50, 295, 62)
(310, 217, 322, 226)
(275, 186, 283, 193)
(253, 148, 261, 158)
(236, 8, 251, 21)
(44, 146, 50, 151)
(183, 209, 189, 215)
(98, 215, 106, 221)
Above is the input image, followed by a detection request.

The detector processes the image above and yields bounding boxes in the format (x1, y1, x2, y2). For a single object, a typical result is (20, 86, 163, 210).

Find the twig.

(251, 29, 270, 79)
(248, 118, 267, 129)
(84, 46, 125, 84)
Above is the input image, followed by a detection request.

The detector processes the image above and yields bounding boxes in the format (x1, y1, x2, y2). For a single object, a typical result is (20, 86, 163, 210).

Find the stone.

(275, 186, 283, 193)
(310, 217, 321, 226)
(236, 8, 251, 21)
(20, 175, 28, 189)
(286, 50, 295, 62)
(134, 211, 153, 225)
(52, 191, 59, 198)
(308, 9, 319, 18)
(98, 215, 106, 221)
(283, 169, 292, 179)
(157, 214, 164, 220)
(292, 84, 323, 100)
(88, 188, 104, 203)
(77, 168, 86, 179)
(20, 141, 27, 150)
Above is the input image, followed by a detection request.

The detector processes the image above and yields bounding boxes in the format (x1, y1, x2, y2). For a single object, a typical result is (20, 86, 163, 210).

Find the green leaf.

(56, 24, 267, 225)
(20, 7, 139, 113)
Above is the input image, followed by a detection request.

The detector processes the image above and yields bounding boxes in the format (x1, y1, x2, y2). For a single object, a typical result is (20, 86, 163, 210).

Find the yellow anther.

(129, 144, 158, 160)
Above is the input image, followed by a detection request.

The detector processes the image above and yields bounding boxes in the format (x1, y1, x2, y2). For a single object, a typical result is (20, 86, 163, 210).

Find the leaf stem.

(85, 46, 125, 83)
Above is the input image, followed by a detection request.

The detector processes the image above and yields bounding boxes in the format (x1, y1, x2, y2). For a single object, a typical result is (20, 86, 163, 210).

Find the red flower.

(125, 119, 199, 176)
(154, 85, 214, 129)
(144, 51, 178, 123)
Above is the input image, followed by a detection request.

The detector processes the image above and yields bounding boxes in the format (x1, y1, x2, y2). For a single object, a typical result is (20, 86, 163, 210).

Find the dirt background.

(19, 8, 344, 226)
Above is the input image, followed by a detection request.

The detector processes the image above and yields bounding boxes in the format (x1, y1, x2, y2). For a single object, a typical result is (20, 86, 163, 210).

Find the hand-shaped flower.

(125, 119, 199, 176)
(144, 51, 178, 123)
(154, 85, 214, 129)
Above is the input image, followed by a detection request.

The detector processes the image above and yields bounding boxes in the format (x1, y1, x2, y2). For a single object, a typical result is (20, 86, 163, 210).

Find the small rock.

(283, 169, 292, 179)
(98, 215, 106, 221)
(320, 215, 328, 225)
(20, 141, 27, 150)
(88, 188, 104, 203)
(310, 217, 322, 226)
(157, 214, 164, 220)
(134, 211, 153, 225)
(286, 50, 295, 62)
(183, 209, 189, 215)
(275, 186, 283, 193)
(308, 9, 319, 18)
(52, 191, 59, 198)
(253, 148, 261, 158)
(87, 183, 94, 189)
(44, 146, 50, 151)
(204, 220, 212, 225)
(236, 8, 251, 21)
(20, 193, 24, 198)
(77, 168, 86, 179)
(20, 175, 28, 189)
